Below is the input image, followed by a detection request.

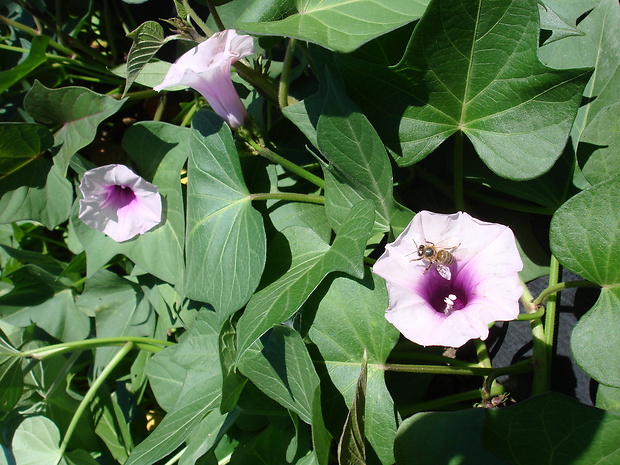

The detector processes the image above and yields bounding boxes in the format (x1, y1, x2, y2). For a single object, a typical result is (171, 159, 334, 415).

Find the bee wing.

(436, 264, 452, 280)
(432, 236, 461, 251)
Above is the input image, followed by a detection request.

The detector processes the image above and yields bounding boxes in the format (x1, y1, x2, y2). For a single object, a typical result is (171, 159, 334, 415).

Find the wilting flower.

(78, 164, 162, 242)
(373, 211, 523, 347)
(154, 29, 254, 128)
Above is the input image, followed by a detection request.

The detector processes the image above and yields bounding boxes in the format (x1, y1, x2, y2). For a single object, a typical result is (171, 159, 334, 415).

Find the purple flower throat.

(418, 267, 469, 315)
(103, 184, 137, 209)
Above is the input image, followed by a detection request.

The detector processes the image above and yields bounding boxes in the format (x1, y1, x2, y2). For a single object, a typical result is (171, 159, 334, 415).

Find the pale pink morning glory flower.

(78, 164, 162, 242)
(154, 29, 254, 128)
(373, 211, 523, 348)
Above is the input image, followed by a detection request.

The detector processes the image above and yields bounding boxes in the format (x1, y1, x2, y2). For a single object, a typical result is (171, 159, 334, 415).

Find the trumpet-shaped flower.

(78, 164, 162, 242)
(154, 29, 254, 128)
(373, 211, 523, 347)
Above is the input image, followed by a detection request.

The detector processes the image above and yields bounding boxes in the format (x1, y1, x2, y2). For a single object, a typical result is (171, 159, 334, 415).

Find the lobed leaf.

(338, 0, 592, 180)
(24, 82, 126, 175)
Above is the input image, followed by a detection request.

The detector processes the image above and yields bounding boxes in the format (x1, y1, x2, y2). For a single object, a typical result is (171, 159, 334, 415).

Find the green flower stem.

(247, 140, 325, 189)
(181, 101, 200, 127)
(541, 255, 560, 393)
(278, 38, 297, 109)
(249, 192, 325, 205)
(400, 383, 506, 416)
(473, 338, 492, 369)
(233, 61, 280, 106)
(533, 279, 599, 306)
(13, 337, 173, 360)
(183, 0, 213, 37)
(381, 358, 532, 377)
(388, 350, 480, 367)
(0, 15, 74, 56)
(206, 0, 226, 31)
(453, 131, 465, 211)
(516, 307, 545, 320)
(58, 342, 135, 456)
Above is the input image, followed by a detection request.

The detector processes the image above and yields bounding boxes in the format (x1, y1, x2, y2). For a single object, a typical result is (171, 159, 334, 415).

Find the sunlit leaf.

(237, 0, 429, 53)
(338, 0, 592, 180)
(579, 103, 620, 185)
(127, 312, 222, 465)
(305, 271, 399, 465)
(185, 110, 266, 319)
(551, 175, 620, 387)
(239, 325, 320, 424)
(124, 21, 179, 96)
(236, 200, 374, 361)
(337, 350, 366, 465)
(539, 0, 620, 147)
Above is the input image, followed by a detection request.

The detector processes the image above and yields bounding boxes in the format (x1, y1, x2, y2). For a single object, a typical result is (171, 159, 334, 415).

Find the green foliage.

(1, 0, 619, 463)
(237, 0, 429, 52)
(338, 0, 592, 180)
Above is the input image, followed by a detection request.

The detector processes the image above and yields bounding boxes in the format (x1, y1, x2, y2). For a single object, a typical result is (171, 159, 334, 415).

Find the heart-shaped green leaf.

(237, 0, 429, 53)
(185, 110, 266, 318)
(551, 175, 620, 386)
(24, 82, 126, 174)
(236, 200, 374, 362)
(305, 271, 400, 465)
(339, 0, 592, 180)
(126, 312, 222, 465)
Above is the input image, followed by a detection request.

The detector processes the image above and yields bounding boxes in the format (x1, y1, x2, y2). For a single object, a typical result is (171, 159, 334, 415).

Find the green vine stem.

(183, 0, 213, 37)
(249, 192, 325, 205)
(0, 14, 74, 56)
(542, 255, 560, 393)
(58, 342, 135, 456)
(10, 336, 173, 360)
(533, 279, 599, 306)
(453, 131, 465, 211)
(278, 38, 297, 109)
(401, 383, 506, 417)
(206, 0, 226, 31)
(380, 358, 532, 377)
(247, 139, 326, 189)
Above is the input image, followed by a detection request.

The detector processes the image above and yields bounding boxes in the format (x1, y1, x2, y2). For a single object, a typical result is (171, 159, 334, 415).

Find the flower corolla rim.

(78, 164, 162, 242)
(372, 211, 524, 347)
(153, 29, 254, 128)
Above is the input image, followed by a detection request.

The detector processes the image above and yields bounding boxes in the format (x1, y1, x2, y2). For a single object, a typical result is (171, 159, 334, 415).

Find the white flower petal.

(373, 210, 523, 347)
(153, 29, 254, 128)
(78, 164, 162, 242)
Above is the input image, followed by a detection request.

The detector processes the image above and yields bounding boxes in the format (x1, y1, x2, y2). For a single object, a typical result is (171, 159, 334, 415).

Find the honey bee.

(410, 238, 461, 280)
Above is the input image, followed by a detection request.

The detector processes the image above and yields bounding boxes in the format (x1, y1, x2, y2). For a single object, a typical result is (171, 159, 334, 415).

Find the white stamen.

(443, 294, 457, 315)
